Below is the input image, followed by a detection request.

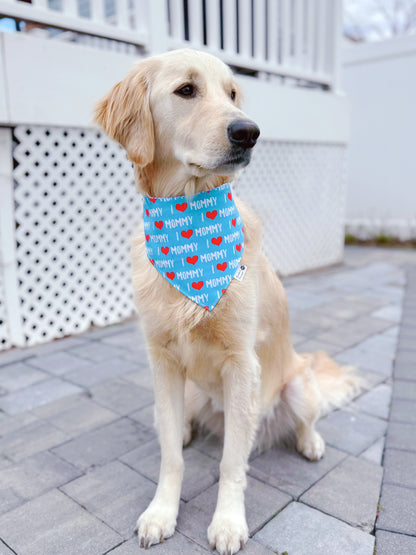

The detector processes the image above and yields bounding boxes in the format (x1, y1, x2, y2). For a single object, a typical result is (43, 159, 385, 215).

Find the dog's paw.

(297, 430, 325, 461)
(207, 513, 248, 555)
(136, 506, 176, 548)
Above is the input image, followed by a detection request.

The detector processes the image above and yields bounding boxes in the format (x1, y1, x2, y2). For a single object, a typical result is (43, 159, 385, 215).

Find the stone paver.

(350, 383, 392, 419)
(390, 398, 416, 423)
(0, 489, 121, 555)
(108, 534, 210, 554)
(335, 334, 396, 376)
(31, 393, 118, 436)
(64, 357, 139, 387)
(90, 377, 153, 415)
(0, 378, 82, 415)
(377, 484, 416, 535)
(249, 445, 346, 497)
(0, 362, 48, 392)
(27, 351, 94, 375)
(300, 456, 383, 531)
(383, 449, 416, 489)
(0, 419, 69, 462)
(376, 530, 416, 555)
(176, 476, 291, 549)
(253, 502, 375, 555)
(317, 408, 387, 455)
(385, 421, 416, 451)
(374, 263, 416, 544)
(0, 450, 81, 501)
(360, 436, 385, 465)
(52, 417, 154, 470)
(1, 247, 415, 554)
(122, 441, 220, 502)
(61, 460, 155, 539)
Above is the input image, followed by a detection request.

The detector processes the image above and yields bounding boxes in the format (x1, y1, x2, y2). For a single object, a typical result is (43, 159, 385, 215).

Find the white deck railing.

(0, 0, 149, 45)
(0, 0, 342, 89)
(0, 0, 347, 350)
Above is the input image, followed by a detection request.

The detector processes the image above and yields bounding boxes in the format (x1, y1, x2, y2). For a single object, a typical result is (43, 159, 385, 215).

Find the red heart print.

(217, 262, 227, 271)
(166, 272, 175, 280)
(242, 227, 245, 233)
(222, 289, 226, 294)
(228, 192, 232, 201)
(145, 209, 149, 217)
(206, 210, 217, 220)
(149, 198, 157, 203)
(204, 306, 209, 310)
(211, 237, 222, 246)
(155, 221, 163, 229)
(176, 202, 188, 212)
(236, 244, 241, 252)
(192, 281, 203, 290)
(161, 246, 169, 255)
(181, 229, 193, 239)
(232, 218, 236, 227)
(149, 259, 155, 266)
(145, 234, 150, 242)
(186, 256, 198, 265)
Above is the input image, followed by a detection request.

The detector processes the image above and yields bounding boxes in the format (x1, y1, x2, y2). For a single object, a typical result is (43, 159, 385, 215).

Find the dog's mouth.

(189, 149, 252, 174)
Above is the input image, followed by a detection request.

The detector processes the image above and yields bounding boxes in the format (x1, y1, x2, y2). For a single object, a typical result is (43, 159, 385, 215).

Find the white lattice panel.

(0, 272, 11, 350)
(235, 141, 346, 277)
(13, 125, 140, 346)
(8, 126, 346, 348)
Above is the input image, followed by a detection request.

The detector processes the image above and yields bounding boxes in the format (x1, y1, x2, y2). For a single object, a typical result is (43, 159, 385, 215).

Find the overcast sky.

(344, 0, 416, 41)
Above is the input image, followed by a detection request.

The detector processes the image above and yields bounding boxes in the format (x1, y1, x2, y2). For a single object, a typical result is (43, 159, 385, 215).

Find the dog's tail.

(308, 350, 364, 416)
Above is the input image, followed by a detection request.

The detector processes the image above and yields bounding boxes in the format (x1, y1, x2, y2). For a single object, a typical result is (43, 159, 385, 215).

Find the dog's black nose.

(227, 119, 260, 149)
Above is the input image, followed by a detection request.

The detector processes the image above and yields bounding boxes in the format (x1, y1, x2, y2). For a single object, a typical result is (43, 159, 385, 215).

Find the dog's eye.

(231, 90, 236, 101)
(174, 84, 196, 98)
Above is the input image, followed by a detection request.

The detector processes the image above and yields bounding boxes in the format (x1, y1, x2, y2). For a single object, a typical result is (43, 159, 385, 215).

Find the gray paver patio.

(0, 246, 415, 554)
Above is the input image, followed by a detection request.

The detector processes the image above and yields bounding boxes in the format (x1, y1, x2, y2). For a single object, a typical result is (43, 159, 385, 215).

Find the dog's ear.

(95, 61, 155, 166)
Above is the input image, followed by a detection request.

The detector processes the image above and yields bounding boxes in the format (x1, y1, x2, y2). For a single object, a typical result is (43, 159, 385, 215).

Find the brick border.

(375, 264, 416, 551)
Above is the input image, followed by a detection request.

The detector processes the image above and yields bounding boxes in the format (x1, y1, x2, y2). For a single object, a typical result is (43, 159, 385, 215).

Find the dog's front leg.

(136, 348, 185, 548)
(208, 353, 261, 555)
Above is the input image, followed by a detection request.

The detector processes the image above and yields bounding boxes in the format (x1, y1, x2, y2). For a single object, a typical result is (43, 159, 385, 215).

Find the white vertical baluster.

(32, 0, 48, 9)
(148, 0, 170, 53)
(62, 0, 78, 17)
(281, 0, 291, 67)
(315, 0, 326, 75)
(294, 0, 303, 68)
(206, 0, 221, 52)
(169, 0, 185, 41)
(268, 0, 279, 65)
(188, 0, 204, 47)
(116, 0, 130, 28)
(331, 0, 343, 91)
(133, 0, 148, 33)
(223, 0, 236, 55)
(239, 0, 251, 58)
(254, 0, 266, 62)
(91, 0, 105, 24)
(307, 0, 315, 72)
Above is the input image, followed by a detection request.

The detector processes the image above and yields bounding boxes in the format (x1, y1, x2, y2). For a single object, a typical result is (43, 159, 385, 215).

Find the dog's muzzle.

(227, 119, 260, 150)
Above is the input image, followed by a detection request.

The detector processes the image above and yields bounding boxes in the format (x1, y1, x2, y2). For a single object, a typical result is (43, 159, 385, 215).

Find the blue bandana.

(143, 183, 244, 311)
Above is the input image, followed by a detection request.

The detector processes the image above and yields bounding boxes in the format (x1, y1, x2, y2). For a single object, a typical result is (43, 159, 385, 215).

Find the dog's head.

(95, 49, 259, 195)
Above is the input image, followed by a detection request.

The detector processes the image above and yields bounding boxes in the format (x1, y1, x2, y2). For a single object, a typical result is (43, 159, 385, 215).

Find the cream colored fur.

(95, 49, 362, 555)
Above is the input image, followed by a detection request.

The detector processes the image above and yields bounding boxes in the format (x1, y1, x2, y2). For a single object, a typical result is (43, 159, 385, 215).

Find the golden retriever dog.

(95, 49, 360, 554)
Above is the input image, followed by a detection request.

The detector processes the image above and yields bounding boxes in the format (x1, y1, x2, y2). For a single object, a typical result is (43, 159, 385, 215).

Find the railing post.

(146, 0, 170, 54)
(332, 0, 344, 93)
(0, 128, 25, 347)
